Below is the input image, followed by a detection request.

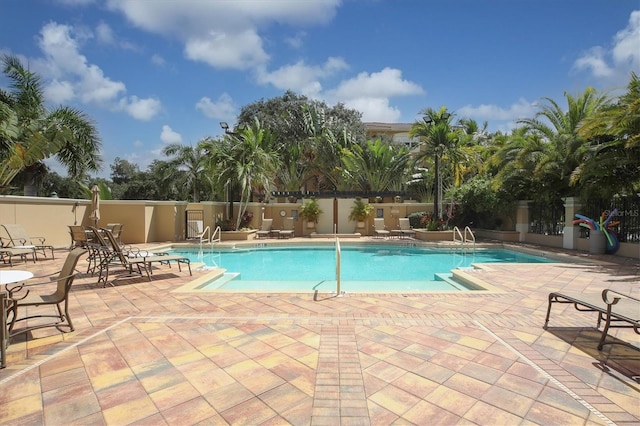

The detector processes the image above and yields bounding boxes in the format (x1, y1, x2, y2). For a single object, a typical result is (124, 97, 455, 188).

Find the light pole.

(219, 122, 238, 136)
(422, 112, 450, 219)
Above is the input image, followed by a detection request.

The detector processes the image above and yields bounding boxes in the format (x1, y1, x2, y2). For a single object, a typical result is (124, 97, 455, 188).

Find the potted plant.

(349, 198, 373, 229)
(300, 198, 322, 228)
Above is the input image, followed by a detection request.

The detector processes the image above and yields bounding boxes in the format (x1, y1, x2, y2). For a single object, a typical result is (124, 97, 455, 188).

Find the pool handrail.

(335, 237, 341, 295)
(211, 226, 221, 244)
(453, 226, 476, 250)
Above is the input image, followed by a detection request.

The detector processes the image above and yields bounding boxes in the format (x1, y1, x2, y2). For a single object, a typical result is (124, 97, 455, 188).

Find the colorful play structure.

(573, 209, 620, 254)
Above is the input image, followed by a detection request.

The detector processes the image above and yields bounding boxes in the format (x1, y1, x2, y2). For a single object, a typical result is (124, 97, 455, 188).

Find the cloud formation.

(160, 125, 183, 144)
(195, 93, 237, 120)
(573, 10, 640, 84)
(36, 22, 160, 120)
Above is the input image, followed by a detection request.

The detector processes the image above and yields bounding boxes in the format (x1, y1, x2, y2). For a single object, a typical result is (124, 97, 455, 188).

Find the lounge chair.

(1, 223, 55, 259)
(256, 218, 273, 239)
(1, 236, 36, 266)
(392, 218, 416, 239)
(6, 247, 87, 340)
(105, 223, 124, 245)
(544, 289, 640, 350)
(100, 227, 191, 284)
(279, 217, 295, 239)
(373, 218, 390, 239)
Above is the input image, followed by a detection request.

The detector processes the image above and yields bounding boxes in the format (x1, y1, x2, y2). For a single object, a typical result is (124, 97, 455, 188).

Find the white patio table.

(0, 269, 33, 368)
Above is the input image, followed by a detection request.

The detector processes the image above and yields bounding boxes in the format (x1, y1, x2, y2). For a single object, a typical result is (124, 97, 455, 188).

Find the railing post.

(562, 197, 581, 250)
(515, 200, 530, 242)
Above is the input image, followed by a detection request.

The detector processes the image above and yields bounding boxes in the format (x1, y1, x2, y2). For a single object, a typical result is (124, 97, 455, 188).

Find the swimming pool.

(169, 245, 555, 292)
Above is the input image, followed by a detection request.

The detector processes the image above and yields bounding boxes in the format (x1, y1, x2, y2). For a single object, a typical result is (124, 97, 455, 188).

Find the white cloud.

(457, 98, 537, 131)
(317, 67, 423, 122)
(95, 22, 115, 44)
(119, 96, 162, 121)
(256, 57, 348, 97)
(329, 68, 423, 99)
(344, 98, 402, 122)
(160, 125, 183, 144)
(573, 10, 640, 84)
(106, 0, 340, 69)
(44, 79, 75, 104)
(195, 93, 236, 119)
(184, 29, 268, 70)
(284, 32, 306, 49)
(151, 54, 165, 66)
(35, 22, 160, 120)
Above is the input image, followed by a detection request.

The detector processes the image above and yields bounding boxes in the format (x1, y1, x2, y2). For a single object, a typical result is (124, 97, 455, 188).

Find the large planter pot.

(589, 231, 606, 254)
(221, 230, 257, 241)
(415, 230, 454, 241)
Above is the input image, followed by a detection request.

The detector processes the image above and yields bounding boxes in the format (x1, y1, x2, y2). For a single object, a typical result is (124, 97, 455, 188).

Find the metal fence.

(528, 200, 565, 235)
(185, 210, 204, 239)
(579, 197, 640, 243)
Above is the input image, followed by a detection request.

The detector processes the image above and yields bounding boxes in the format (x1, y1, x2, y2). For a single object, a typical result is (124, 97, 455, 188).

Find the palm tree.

(409, 107, 459, 218)
(516, 87, 609, 199)
(205, 118, 279, 230)
(162, 140, 210, 202)
(341, 138, 410, 192)
(0, 55, 101, 195)
(575, 72, 640, 196)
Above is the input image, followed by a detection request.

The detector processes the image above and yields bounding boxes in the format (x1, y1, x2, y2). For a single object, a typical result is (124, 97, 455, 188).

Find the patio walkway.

(1, 241, 638, 425)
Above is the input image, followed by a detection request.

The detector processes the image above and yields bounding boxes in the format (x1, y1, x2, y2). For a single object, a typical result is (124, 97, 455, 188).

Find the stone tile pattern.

(0, 245, 638, 425)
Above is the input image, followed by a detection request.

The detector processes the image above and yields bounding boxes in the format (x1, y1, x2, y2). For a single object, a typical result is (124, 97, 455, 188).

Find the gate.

(185, 210, 204, 240)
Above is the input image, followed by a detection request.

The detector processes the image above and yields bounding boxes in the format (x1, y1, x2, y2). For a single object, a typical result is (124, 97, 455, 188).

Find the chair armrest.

(9, 273, 78, 290)
(602, 289, 640, 306)
(32, 236, 46, 244)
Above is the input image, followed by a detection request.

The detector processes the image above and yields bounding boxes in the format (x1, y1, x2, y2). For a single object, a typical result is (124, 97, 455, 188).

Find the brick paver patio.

(1, 240, 638, 425)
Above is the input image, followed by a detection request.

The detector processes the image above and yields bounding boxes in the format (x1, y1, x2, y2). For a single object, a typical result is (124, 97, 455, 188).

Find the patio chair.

(373, 218, 390, 239)
(1, 237, 36, 266)
(544, 289, 640, 350)
(6, 247, 87, 339)
(1, 224, 55, 259)
(256, 218, 273, 239)
(68, 225, 90, 249)
(99, 227, 191, 284)
(392, 218, 416, 239)
(279, 217, 295, 239)
(105, 223, 124, 245)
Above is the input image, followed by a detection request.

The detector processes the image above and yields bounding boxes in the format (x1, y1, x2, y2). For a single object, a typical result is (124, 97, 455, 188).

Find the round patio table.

(1, 270, 32, 368)
(0, 270, 33, 285)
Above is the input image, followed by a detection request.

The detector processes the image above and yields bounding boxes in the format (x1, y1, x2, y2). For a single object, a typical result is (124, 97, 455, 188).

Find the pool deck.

(1, 239, 638, 425)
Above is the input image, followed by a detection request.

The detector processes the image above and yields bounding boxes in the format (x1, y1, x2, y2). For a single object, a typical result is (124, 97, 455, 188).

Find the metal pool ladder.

(453, 226, 476, 251)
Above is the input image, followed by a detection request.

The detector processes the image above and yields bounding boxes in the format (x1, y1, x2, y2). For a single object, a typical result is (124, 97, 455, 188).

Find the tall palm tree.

(0, 55, 101, 195)
(162, 140, 210, 202)
(409, 107, 459, 218)
(205, 118, 279, 229)
(575, 72, 640, 196)
(516, 87, 609, 199)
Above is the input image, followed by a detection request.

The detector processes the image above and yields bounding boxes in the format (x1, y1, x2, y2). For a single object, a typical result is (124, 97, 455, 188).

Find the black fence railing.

(528, 200, 565, 235)
(185, 210, 204, 239)
(270, 190, 407, 199)
(579, 197, 640, 243)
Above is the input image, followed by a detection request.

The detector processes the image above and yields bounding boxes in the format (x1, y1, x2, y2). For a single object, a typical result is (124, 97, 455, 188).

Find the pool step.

(203, 272, 240, 289)
(434, 273, 469, 290)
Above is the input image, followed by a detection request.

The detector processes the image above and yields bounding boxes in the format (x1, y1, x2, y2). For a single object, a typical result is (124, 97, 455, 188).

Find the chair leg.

(61, 300, 74, 332)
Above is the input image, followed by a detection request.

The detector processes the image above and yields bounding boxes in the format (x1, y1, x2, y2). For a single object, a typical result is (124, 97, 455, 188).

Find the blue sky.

(1, 0, 638, 178)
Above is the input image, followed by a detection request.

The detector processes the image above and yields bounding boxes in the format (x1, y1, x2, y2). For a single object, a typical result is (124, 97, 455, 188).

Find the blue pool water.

(169, 245, 555, 292)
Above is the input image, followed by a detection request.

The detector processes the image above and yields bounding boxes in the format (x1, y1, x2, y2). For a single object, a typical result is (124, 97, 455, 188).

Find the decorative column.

(515, 201, 530, 242)
(562, 197, 581, 250)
